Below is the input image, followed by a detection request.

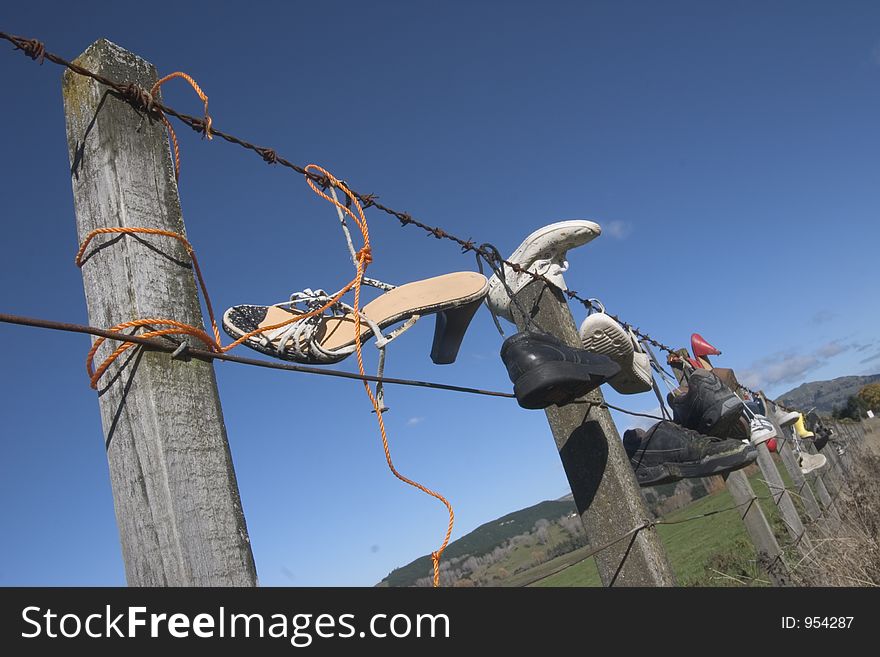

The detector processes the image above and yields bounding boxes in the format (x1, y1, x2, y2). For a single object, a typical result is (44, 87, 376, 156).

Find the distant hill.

(378, 499, 576, 587)
(379, 478, 717, 587)
(777, 374, 880, 414)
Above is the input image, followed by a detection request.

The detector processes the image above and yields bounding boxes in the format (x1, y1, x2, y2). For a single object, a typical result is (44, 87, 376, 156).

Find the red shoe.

(691, 333, 721, 361)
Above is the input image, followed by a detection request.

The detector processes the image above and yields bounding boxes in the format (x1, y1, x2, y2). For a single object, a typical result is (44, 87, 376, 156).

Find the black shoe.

(624, 421, 757, 487)
(667, 370, 744, 438)
(814, 426, 831, 451)
(500, 331, 620, 409)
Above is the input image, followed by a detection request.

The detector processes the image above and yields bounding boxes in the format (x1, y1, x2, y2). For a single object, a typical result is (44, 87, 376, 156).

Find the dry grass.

(790, 424, 880, 587)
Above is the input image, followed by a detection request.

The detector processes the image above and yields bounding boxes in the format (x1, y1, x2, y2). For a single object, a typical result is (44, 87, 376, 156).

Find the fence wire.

(0, 30, 853, 587)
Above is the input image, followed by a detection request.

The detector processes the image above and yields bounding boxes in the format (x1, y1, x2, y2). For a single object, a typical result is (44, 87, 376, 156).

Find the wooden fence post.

(62, 39, 257, 586)
(722, 470, 790, 586)
(509, 280, 675, 586)
(751, 441, 808, 550)
(758, 400, 822, 524)
(775, 439, 823, 523)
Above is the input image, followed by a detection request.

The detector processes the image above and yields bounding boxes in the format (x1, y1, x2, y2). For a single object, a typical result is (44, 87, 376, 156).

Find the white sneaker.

(798, 452, 827, 475)
(749, 415, 776, 446)
(485, 220, 601, 323)
(578, 310, 653, 395)
(772, 406, 800, 428)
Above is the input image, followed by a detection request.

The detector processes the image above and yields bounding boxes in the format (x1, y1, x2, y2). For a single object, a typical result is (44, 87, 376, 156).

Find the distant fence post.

(776, 438, 823, 523)
(822, 422, 847, 485)
(752, 441, 808, 551)
(759, 398, 822, 524)
(62, 39, 257, 585)
(722, 470, 790, 586)
(509, 280, 675, 586)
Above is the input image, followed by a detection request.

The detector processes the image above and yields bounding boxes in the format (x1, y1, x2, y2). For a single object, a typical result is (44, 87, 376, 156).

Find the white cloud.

(406, 417, 424, 427)
(738, 340, 854, 390)
(604, 220, 633, 240)
(814, 340, 847, 358)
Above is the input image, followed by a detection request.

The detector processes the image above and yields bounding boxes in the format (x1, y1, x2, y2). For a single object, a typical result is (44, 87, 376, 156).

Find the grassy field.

(510, 464, 800, 587)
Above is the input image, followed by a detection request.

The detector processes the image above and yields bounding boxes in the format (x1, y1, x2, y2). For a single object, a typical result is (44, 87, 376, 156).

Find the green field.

(512, 465, 801, 587)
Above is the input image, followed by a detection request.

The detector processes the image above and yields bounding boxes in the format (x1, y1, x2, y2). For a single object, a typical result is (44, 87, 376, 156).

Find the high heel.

(431, 298, 483, 364)
(223, 272, 488, 365)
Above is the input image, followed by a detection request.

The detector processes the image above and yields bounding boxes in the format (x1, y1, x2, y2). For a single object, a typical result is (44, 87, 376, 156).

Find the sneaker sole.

(512, 360, 610, 409)
(800, 455, 827, 475)
(578, 317, 634, 361)
(634, 446, 757, 487)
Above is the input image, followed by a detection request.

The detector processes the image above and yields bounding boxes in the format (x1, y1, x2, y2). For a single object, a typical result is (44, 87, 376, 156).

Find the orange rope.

(149, 71, 213, 181)
(306, 167, 455, 587)
(75, 164, 454, 586)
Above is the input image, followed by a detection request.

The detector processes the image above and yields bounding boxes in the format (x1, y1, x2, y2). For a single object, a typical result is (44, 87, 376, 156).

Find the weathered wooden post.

(758, 398, 822, 524)
(776, 440, 823, 523)
(722, 469, 790, 586)
(63, 39, 257, 586)
(509, 280, 675, 586)
(752, 441, 808, 550)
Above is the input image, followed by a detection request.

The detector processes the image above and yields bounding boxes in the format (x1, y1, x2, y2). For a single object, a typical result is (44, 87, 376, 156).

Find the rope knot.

(356, 246, 373, 264)
(190, 116, 213, 140)
(14, 37, 45, 64)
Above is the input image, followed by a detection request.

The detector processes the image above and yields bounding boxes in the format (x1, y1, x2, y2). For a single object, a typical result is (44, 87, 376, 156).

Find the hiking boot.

(623, 421, 757, 487)
(667, 370, 745, 438)
(500, 331, 620, 409)
(798, 452, 827, 475)
(748, 415, 777, 446)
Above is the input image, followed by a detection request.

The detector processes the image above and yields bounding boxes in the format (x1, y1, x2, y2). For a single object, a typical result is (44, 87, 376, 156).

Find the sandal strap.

(261, 287, 420, 360)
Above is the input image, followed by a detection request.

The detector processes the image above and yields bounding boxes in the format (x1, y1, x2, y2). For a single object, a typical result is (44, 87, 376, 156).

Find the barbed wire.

(517, 492, 787, 587)
(1, 31, 851, 589)
(0, 30, 806, 411)
(0, 306, 854, 587)
(0, 31, 678, 354)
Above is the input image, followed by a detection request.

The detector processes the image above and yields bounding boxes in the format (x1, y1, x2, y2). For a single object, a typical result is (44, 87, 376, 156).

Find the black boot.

(500, 331, 620, 409)
(624, 421, 757, 487)
(667, 370, 744, 438)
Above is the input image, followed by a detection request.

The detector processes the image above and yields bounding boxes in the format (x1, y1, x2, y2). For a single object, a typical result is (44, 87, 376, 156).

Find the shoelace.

(476, 246, 569, 337)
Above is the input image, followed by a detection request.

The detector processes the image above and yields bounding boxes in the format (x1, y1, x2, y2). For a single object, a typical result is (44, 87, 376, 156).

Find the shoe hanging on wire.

(690, 332, 721, 369)
(483, 220, 601, 329)
(222, 272, 488, 365)
(577, 300, 654, 395)
(222, 182, 488, 368)
(499, 331, 620, 409)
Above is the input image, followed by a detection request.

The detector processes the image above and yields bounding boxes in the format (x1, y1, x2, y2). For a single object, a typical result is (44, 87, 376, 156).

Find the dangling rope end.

(431, 551, 442, 588)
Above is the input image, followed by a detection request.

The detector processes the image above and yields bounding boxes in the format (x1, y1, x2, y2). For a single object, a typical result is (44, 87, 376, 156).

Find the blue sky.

(1, 1, 877, 586)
